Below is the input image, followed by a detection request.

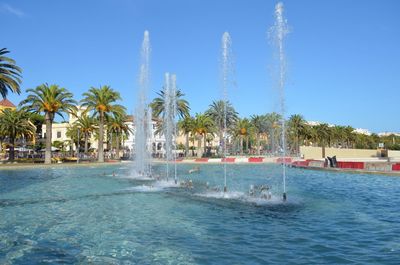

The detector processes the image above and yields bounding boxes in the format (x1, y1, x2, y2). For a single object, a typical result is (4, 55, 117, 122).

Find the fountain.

(269, 2, 289, 201)
(163, 72, 178, 184)
(221, 32, 234, 193)
(133, 30, 152, 178)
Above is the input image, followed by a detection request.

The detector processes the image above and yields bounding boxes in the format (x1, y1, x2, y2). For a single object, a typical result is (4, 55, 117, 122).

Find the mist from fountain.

(133, 30, 152, 177)
(269, 2, 289, 201)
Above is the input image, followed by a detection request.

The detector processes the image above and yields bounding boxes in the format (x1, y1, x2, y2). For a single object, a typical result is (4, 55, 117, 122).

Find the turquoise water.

(1, 163, 399, 264)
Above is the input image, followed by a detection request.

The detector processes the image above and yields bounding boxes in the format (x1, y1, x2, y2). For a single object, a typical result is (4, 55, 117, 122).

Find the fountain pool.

(1, 164, 399, 264)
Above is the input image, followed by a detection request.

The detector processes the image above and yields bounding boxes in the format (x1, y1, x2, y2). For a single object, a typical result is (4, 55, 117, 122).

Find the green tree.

(107, 114, 132, 159)
(233, 118, 252, 155)
(150, 88, 190, 120)
(264, 112, 281, 154)
(178, 116, 195, 157)
(74, 114, 97, 153)
(192, 113, 214, 157)
(0, 48, 22, 98)
(287, 114, 306, 155)
(205, 100, 238, 155)
(80, 86, 125, 162)
(314, 123, 331, 158)
(250, 115, 268, 155)
(0, 109, 36, 161)
(20, 84, 77, 164)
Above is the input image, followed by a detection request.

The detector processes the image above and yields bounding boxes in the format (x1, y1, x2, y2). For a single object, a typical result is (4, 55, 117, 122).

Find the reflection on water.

(1, 164, 400, 264)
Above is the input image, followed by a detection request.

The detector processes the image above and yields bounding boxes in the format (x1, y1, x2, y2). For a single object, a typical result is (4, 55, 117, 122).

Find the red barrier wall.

(292, 160, 310, 167)
(222, 158, 235, 163)
(195, 158, 209, 162)
(337, 161, 364, 169)
(276, 157, 292, 164)
(248, 157, 263, 163)
(392, 163, 400, 171)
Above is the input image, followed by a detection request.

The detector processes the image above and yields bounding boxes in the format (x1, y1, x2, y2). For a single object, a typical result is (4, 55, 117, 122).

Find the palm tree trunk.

(185, 133, 189, 157)
(9, 137, 15, 161)
(219, 130, 223, 156)
(84, 133, 88, 153)
(115, 132, 120, 159)
(256, 134, 260, 155)
(98, 112, 104, 162)
(240, 137, 244, 155)
(45, 113, 52, 164)
(197, 136, 202, 158)
(203, 134, 207, 155)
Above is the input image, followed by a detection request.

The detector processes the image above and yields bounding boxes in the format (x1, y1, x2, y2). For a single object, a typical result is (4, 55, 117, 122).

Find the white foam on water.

(127, 185, 164, 192)
(243, 194, 283, 205)
(153, 179, 181, 188)
(195, 190, 245, 200)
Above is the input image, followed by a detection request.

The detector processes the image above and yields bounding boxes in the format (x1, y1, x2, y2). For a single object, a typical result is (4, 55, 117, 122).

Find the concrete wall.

(388, 150, 400, 158)
(300, 146, 384, 159)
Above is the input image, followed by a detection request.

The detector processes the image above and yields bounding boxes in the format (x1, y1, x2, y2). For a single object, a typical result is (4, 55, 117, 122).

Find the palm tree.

(287, 114, 306, 155)
(264, 112, 281, 154)
(150, 88, 190, 119)
(250, 115, 268, 155)
(80, 86, 125, 162)
(343, 126, 356, 148)
(178, 116, 195, 157)
(0, 48, 22, 98)
(107, 114, 132, 159)
(233, 118, 252, 155)
(74, 114, 97, 153)
(0, 109, 36, 161)
(66, 123, 85, 156)
(192, 113, 214, 157)
(20, 84, 77, 164)
(205, 100, 238, 155)
(314, 123, 331, 158)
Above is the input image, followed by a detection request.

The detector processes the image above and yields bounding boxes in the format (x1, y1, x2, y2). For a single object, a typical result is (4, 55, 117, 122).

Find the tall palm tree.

(287, 114, 306, 155)
(233, 118, 252, 155)
(264, 112, 281, 154)
(20, 84, 77, 164)
(0, 48, 22, 98)
(107, 114, 132, 159)
(314, 123, 331, 158)
(73, 114, 98, 153)
(250, 115, 268, 155)
(205, 100, 238, 155)
(0, 109, 36, 161)
(150, 88, 190, 119)
(178, 116, 195, 157)
(192, 113, 214, 157)
(81, 86, 125, 162)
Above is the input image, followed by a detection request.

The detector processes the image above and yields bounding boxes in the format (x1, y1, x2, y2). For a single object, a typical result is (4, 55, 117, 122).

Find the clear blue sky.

(1, 0, 399, 133)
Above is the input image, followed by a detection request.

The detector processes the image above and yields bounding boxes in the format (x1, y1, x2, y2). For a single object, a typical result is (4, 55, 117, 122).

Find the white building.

(124, 116, 166, 157)
(42, 109, 168, 156)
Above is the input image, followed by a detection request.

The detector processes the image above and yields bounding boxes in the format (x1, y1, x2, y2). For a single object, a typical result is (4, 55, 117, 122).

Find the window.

(57, 131, 62, 138)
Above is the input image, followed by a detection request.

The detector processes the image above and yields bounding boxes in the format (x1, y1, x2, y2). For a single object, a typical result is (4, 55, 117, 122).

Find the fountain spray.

(163, 72, 178, 184)
(270, 2, 289, 201)
(134, 30, 152, 177)
(221, 32, 233, 193)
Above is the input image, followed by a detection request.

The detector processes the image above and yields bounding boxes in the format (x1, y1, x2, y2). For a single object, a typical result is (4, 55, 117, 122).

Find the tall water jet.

(163, 73, 178, 183)
(221, 32, 234, 193)
(270, 2, 289, 201)
(134, 30, 152, 177)
(171, 74, 178, 184)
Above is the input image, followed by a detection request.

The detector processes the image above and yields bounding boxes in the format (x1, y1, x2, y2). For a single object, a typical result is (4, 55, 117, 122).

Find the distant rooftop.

(0, 98, 16, 108)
